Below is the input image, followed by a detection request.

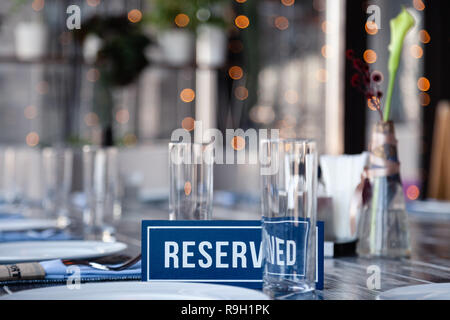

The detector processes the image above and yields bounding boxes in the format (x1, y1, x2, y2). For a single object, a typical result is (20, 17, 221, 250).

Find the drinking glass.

(0, 146, 31, 207)
(169, 141, 214, 220)
(260, 139, 318, 297)
(82, 146, 122, 241)
(41, 147, 73, 225)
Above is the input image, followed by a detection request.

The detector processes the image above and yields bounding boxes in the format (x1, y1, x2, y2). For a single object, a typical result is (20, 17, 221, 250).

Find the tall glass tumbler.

(169, 142, 213, 220)
(41, 147, 73, 225)
(260, 139, 318, 297)
(0, 146, 30, 206)
(82, 146, 122, 241)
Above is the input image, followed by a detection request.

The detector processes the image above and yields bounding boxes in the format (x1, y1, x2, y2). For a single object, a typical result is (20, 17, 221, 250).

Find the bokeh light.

(235, 15, 250, 29)
(181, 117, 195, 131)
(84, 112, 99, 127)
(26, 132, 39, 147)
(406, 185, 420, 200)
(174, 13, 190, 28)
(419, 30, 431, 44)
(413, 0, 425, 11)
(180, 88, 195, 103)
(128, 9, 142, 23)
(410, 45, 423, 59)
(321, 21, 332, 34)
(249, 106, 275, 124)
(231, 136, 245, 151)
(274, 16, 289, 30)
(228, 66, 244, 80)
(32, 0, 45, 11)
(184, 181, 192, 196)
(281, 0, 295, 6)
(417, 77, 430, 92)
(235, 86, 249, 101)
(24, 105, 37, 120)
(419, 92, 431, 106)
(315, 69, 328, 83)
(284, 90, 299, 104)
(86, 68, 100, 82)
(365, 21, 378, 35)
(86, 0, 101, 7)
(116, 109, 130, 124)
(363, 49, 377, 64)
(321, 45, 333, 58)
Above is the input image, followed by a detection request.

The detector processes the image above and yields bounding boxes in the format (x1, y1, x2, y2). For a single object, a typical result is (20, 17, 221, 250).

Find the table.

(1, 204, 449, 300)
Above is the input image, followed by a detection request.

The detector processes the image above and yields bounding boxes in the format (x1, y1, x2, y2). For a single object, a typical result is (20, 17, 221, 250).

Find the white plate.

(0, 281, 269, 300)
(0, 219, 65, 232)
(0, 240, 127, 263)
(378, 283, 450, 300)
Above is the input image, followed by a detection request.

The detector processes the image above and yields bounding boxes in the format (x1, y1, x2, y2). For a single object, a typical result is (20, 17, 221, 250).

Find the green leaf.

(383, 7, 415, 121)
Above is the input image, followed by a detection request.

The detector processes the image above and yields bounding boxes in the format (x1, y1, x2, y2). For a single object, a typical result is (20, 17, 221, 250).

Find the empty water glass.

(41, 147, 73, 225)
(82, 146, 122, 241)
(260, 139, 318, 297)
(0, 146, 32, 207)
(169, 141, 214, 220)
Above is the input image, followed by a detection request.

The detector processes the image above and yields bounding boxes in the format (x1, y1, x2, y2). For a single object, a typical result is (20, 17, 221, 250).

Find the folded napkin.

(0, 229, 74, 242)
(0, 212, 23, 220)
(0, 259, 141, 284)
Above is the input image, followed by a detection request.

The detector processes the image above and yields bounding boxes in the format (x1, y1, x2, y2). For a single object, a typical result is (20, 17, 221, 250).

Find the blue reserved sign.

(141, 220, 324, 290)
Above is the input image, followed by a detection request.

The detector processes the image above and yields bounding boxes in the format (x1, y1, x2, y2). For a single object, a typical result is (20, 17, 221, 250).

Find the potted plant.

(349, 8, 416, 258)
(76, 16, 151, 146)
(12, 0, 47, 60)
(194, 0, 230, 68)
(145, 0, 197, 66)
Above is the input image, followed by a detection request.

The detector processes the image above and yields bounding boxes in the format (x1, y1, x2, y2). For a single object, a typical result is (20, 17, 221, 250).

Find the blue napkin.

(0, 212, 23, 220)
(0, 259, 141, 285)
(41, 259, 141, 282)
(0, 229, 74, 242)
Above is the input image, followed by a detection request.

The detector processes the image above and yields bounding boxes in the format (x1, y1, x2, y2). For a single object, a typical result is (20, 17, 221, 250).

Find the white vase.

(15, 21, 47, 60)
(158, 29, 195, 67)
(196, 24, 227, 68)
(83, 34, 103, 64)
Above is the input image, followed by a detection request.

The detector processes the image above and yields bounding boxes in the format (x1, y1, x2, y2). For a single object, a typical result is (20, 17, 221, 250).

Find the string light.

(228, 66, 244, 80)
(175, 14, 190, 28)
(417, 77, 430, 91)
(419, 30, 431, 44)
(32, 0, 44, 11)
(410, 45, 423, 59)
(86, 68, 100, 82)
(24, 105, 37, 119)
(128, 9, 142, 23)
(235, 15, 250, 29)
(26, 132, 39, 147)
(363, 49, 377, 64)
(274, 16, 289, 30)
(235, 86, 249, 100)
(180, 88, 195, 103)
(231, 136, 245, 151)
(116, 109, 130, 124)
(181, 117, 195, 131)
(84, 112, 99, 127)
(413, 0, 425, 11)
